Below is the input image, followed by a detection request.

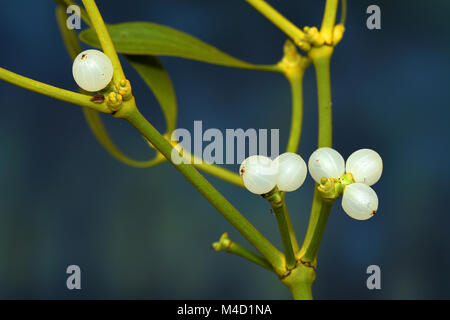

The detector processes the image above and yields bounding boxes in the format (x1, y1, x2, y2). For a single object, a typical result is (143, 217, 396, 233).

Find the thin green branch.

(0, 67, 111, 113)
(340, 0, 347, 26)
(117, 105, 285, 274)
(193, 158, 244, 187)
(299, 190, 333, 264)
(320, 0, 339, 44)
(263, 189, 296, 269)
(310, 49, 333, 148)
(285, 73, 304, 153)
(212, 233, 273, 271)
(245, 0, 305, 45)
(279, 40, 310, 153)
(81, 0, 125, 82)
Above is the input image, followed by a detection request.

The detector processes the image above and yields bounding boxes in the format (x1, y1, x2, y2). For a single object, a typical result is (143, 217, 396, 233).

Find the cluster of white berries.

(72, 49, 114, 92)
(240, 148, 383, 221)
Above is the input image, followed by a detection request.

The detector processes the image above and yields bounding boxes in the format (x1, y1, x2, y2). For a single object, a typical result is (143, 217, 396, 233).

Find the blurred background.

(0, 0, 449, 299)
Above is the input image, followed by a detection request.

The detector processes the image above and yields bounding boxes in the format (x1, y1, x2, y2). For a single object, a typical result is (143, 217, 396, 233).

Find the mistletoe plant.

(0, 0, 383, 299)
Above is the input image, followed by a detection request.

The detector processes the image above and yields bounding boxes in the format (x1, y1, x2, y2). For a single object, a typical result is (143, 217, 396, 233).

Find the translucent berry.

(273, 153, 307, 192)
(239, 155, 277, 195)
(346, 149, 383, 186)
(341, 183, 378, 220)
(72, 49, 113, 92)
(308, 147, 345, 183)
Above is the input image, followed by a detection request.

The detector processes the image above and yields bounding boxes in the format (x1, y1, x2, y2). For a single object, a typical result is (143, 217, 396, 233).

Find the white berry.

(273, 153, 307, 192)
(308, 147, 345, 183)
(341, 183, 378, 220)
(239, 155, 277, 195)
(72, 49, 113, 92)
(346, 149, 383, 186)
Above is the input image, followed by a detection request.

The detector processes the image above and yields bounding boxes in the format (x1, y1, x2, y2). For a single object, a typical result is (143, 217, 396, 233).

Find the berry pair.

(239, 153, 307, 194)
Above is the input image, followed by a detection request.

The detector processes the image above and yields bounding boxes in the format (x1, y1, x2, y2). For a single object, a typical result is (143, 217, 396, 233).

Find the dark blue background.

(0, 0, 449, 299)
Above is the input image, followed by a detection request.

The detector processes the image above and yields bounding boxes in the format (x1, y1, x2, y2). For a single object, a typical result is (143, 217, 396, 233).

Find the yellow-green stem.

(212, 233, 273, 271)
(299, 192, 334, 264)
(282, 263, 315, 300)
(263, 189, 297, 269)
(285, 72, 305, 153)
(310, 47, 333, 148)
(0, 67, 111, 113)
(320, 0, 339, 44)
(245, 0, 305, 44)
(192, 157, 244, 187)
(117, 104, 285, 274)
(81, 0, 125, 83)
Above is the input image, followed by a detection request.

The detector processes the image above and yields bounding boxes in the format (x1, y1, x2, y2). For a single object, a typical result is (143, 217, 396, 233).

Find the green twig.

(263, 189, 297, 269)
(0, 67, 111, 113)
(212, 233, 273, 271)
(340, 0, 347, 26)
(245, 0, 305, 45)
(299, 190, 333, 264)
(320, 0, 339, 44)
(117, 105, 285, 274)
(285, 73, 305, 153)
(81, 0, 125, 83)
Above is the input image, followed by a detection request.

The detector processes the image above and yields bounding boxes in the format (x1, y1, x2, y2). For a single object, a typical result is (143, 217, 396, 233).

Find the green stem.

(298, 47, 334, 267)
(282, 202, 300, 254)
(117, 104, 285, 274)
(340, 0, 347, 26)
(192, 156, 244, 187)
(212, 233, 273, 271)
(282, 263, 315, 300)
(263, 189, 296, 269)
(294, 3, 339, 293)
(273, 204, 296, 269)
(81, 0, 125, 83)
(310, 47, 333, 148)
(0, 67, 111, 113)
(320, 0, 339, 44)
(245, 0, 305, 44)
(285, 72, 304, 153)
(299, 191, 333, 264)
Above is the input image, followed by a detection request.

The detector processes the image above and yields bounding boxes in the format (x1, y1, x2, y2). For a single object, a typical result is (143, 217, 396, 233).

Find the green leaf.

(79, 22, 281, 72)
(83, 108, 165, 168)
(124, 55, 177, 134)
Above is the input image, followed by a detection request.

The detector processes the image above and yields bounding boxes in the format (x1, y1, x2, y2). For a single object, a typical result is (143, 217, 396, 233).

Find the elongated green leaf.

(79, 22, 281, 72)
(124, 55, 177, 134)
(83, 108, 165, 168)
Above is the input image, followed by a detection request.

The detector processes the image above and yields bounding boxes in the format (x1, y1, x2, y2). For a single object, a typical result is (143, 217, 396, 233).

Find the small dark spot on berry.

(81, 54, 87, 60)
(371, 210, 376, 215)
